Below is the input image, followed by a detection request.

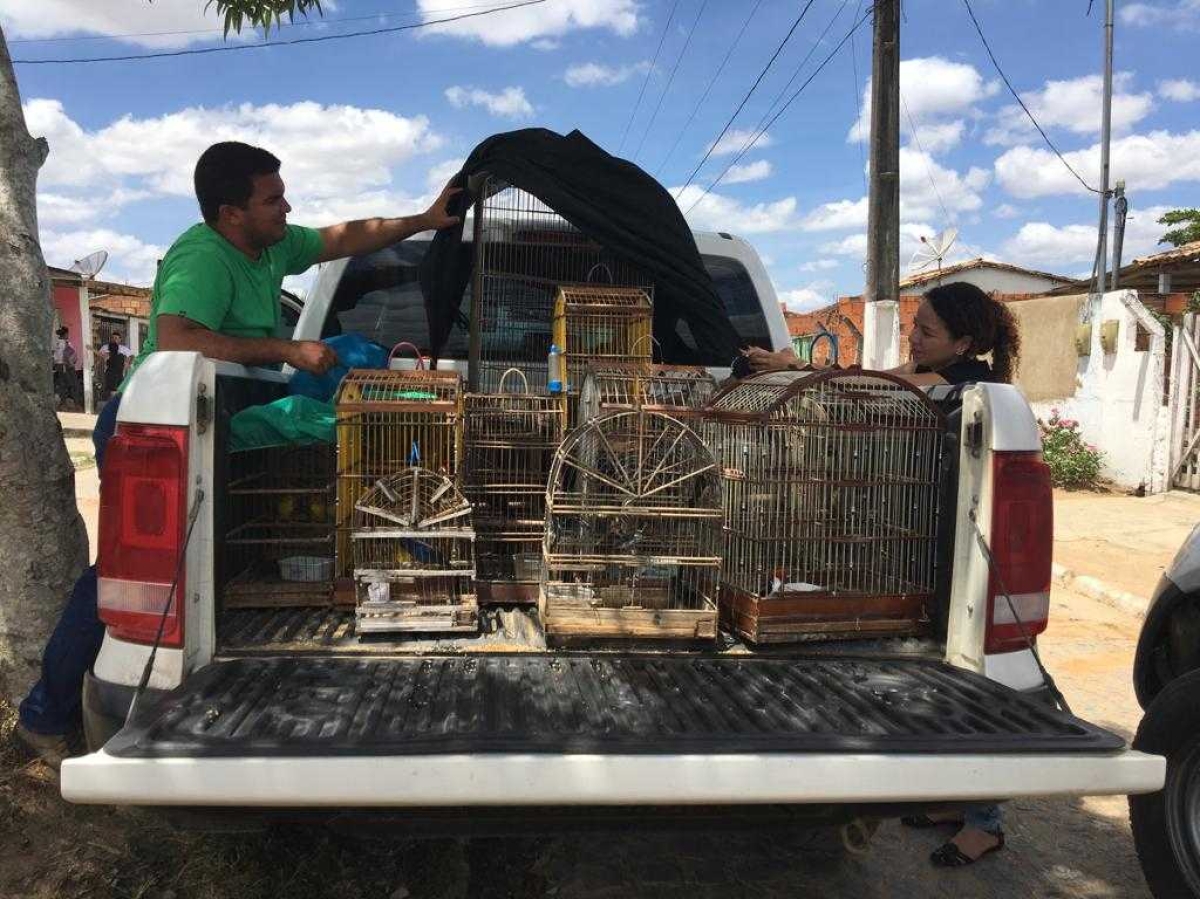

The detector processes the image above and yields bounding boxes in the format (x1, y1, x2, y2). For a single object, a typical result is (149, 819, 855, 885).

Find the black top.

(918, 357, 996, 386)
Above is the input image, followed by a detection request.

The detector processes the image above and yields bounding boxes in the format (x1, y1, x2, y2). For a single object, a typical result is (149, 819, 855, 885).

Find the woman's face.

(909, 300, 971, 370)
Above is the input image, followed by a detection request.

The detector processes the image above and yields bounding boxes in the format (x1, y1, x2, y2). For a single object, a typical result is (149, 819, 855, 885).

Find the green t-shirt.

(125, 223, 323, 385)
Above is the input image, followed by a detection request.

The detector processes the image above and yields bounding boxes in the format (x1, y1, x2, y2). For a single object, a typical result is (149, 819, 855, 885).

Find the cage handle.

(630, 334, 661, 359)
(388, 341, 426, 370)
(498, 367, 530, 394)
(586, 263, 615, 284)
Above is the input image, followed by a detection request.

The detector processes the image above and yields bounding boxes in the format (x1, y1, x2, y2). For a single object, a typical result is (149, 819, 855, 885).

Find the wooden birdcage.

(552, 287, 652, 428)
(577, 361, 717, 425)
(542, 409, 722, 642)
(351, 467, 478, 633)
(700, 369, 945, 645)
(469, 175, 654, 394)
(462, 368, 564, 604)
(335, 368, 463, 580)
(221, 444, 336, 609)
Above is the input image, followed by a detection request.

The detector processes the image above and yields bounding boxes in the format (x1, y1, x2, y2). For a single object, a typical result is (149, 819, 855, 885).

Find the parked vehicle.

(60, 232, 1163, 837)
(1131, 525, 1200, 897)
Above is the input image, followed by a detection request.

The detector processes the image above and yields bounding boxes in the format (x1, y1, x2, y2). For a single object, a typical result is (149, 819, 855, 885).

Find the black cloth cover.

(419, 128, 741, 364)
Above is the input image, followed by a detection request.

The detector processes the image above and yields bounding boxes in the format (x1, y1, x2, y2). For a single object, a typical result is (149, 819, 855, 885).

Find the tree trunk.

(0, 27, 89, 707)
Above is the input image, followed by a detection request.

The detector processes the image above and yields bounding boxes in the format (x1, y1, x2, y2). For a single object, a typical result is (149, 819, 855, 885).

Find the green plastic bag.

(229, 395, 336, 452)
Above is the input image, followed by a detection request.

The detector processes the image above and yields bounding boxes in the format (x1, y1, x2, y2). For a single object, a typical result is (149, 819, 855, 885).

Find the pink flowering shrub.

(1039, 408, 1103, 489)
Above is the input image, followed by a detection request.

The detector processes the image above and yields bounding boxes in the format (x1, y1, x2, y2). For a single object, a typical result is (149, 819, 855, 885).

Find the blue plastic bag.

(288, 334, 388, 401)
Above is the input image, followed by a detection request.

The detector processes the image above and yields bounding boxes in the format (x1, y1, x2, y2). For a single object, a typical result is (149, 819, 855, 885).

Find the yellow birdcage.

(334, 366, 463, 582)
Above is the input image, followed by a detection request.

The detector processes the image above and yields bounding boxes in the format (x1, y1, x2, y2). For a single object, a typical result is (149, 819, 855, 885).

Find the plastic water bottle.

(547, 344, 564, 394)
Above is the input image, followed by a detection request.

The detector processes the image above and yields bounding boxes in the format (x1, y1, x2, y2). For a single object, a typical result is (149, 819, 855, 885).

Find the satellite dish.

(70, 250, 108, 280)
(908, 227, 958, 275)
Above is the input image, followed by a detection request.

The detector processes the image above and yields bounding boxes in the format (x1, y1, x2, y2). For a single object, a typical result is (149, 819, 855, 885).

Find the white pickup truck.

(61, 232, 1163, 833)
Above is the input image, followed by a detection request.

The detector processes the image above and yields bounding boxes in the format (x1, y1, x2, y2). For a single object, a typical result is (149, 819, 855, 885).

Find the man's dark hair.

(56, 326, 68, 337)
(194, 141, 281, 224)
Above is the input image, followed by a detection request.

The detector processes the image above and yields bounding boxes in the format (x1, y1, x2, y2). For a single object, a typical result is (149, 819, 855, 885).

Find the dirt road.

(0, 581, 1154, 899)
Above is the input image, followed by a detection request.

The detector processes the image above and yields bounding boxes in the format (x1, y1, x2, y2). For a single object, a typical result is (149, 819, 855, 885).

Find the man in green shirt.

(17, 141, 461, 764)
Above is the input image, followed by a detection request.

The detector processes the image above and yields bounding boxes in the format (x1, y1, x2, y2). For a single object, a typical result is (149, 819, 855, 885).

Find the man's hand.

(421, 181, 463, 232)
(743, 346, 800, 372)
(287, 340, 338, 375)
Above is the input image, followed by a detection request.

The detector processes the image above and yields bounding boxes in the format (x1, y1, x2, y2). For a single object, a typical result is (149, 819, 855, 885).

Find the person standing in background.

(97, 330, 132, 401)
(51, 326, 78, 408)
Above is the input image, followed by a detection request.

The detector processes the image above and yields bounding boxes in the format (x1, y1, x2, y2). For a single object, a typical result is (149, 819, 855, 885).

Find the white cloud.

(799, 258, 839, 272)
(820, 222, 936, 263)
(779, 285, 834, 312)
(0, 0, 241, 49)
(40, 228, 165, 285)
(1001, 205, 1174, 270)
(985, 73, 1154, 145)
(850, 57, 998, 150)
(802, 198, 868, 232)
(564, 61, 651, 87)
(672, 185, 798, 234)
(531, 38, 560, 51)
(416, 0, 639, 47)
(995, 203, 1021, 219)
(995, 129, 1200, 198)
(910, 120, 966, 154)
(1160, 78, 1200, 101)
(38, 193, 103, 228)
(444, 85, 533, 119)
(426, 158, 464, 191)
(707, 129, 772, 157)
(1121, 0, 1200, 29)
(724, 160, 772, 185)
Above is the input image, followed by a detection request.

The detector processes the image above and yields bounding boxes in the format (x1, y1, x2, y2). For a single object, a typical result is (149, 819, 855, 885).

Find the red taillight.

(985, 451, 1053, 654)
(98, 424, 189, 648)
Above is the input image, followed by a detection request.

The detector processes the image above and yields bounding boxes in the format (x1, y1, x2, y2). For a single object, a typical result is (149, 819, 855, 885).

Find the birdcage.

(351, 467, 478, 633)
(335, 367, 463, 581)
(221, 444, 336, 608)
(469, 175, 654, 393)
(577, 361, 717, 425)
(462, 368, 564, 604)
(542, 409, 722, 642)
(700, 369, 945, 644)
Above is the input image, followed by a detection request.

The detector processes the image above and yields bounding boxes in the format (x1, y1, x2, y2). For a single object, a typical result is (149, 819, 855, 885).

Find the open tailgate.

(62, 655, 1163, 806)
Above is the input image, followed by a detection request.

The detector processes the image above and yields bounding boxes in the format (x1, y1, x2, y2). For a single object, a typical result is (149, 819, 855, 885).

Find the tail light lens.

(985, 451, 1054, 654)
(97, 424, 189, 648)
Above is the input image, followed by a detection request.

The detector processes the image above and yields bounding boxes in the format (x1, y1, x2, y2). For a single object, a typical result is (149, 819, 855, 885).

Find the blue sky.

(4, 0, 1200, 309)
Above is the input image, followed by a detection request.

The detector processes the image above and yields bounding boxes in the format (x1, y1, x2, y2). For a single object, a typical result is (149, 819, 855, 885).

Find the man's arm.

(316, 182, 462, 263)
(156, 314, 336, 374)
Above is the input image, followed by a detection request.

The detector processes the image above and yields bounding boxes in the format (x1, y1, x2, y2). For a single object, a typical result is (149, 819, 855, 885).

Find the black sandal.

(929, 832, 1005, 867)
(901, 814, 961, 829)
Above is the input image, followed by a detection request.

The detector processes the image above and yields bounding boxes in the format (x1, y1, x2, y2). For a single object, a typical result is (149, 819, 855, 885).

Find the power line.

(674, 0, 821, 199)
(685, 6, 872, 214)
(7, 1, 523, 44)
(901, 90, 953, 225)
(849, 0, 867, 194)
(653, 0, 764, 178)
(617, 0, 682, 154)
(632, 0, 711, 162)
(13, 0, 547, 65)
(960, 0, 1100, 194)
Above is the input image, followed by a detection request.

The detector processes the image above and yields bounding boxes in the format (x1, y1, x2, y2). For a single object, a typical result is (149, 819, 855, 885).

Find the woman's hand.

(743, 346, 800, 372)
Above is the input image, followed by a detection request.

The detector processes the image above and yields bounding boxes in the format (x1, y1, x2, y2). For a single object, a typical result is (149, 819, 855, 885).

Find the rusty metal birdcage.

(469, 176, 654, 394)
(335, 367, 463, 583)
(221, 444, 336, 608)
(542, 409, 722, 642)
(578, 361, 717, 425)
(462, 368, 564, 604)
(351, 467, 478, 633)
(701, 369, 945, 644)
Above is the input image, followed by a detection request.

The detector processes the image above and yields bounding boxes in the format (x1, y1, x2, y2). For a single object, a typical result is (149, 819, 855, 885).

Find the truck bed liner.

(105, 655, 1123, 758)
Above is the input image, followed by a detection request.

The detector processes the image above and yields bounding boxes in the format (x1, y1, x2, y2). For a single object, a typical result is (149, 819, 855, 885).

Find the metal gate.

(1169, 313, 1200, 489)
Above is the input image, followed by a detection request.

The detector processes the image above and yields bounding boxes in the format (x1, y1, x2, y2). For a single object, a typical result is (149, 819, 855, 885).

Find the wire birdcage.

(462, 368, 564, 603)
(221, 444, 336, 608)
(542, 409, 722, 642)
(351, 466, 478, 633)
(578, 361, 717, 425)
(701, 369, 945, 644)
(469, 176, 654, 393)
(335, 367, 463, 580)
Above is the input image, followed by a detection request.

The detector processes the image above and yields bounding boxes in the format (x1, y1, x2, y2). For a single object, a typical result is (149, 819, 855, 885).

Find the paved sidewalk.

(1054, 489, 1200, 609)
(58, 410, 97, 437)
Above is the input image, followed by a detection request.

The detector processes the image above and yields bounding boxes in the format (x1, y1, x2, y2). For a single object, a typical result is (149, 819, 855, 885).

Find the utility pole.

(1112, 180, 1128, 289)
(862, 0, 900, 370)
(1095, 0, 1115, 295)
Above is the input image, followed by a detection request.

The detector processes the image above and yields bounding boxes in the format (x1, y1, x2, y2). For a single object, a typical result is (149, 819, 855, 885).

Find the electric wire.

(685, 6, 872, 214)
(617, 0, 682, 154)
(632, 0, 711, 162)
(961, 0, 1100, 194)
(849, 0, 867, 194)
(13, 0, 547, 65)
(901, 90, 953, 225)
(654, 0, 764, 178)
(673, 0, 820, 199)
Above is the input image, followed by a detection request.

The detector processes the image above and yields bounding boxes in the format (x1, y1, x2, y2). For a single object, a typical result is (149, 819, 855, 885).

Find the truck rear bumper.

(62, 747, 1164, 807)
